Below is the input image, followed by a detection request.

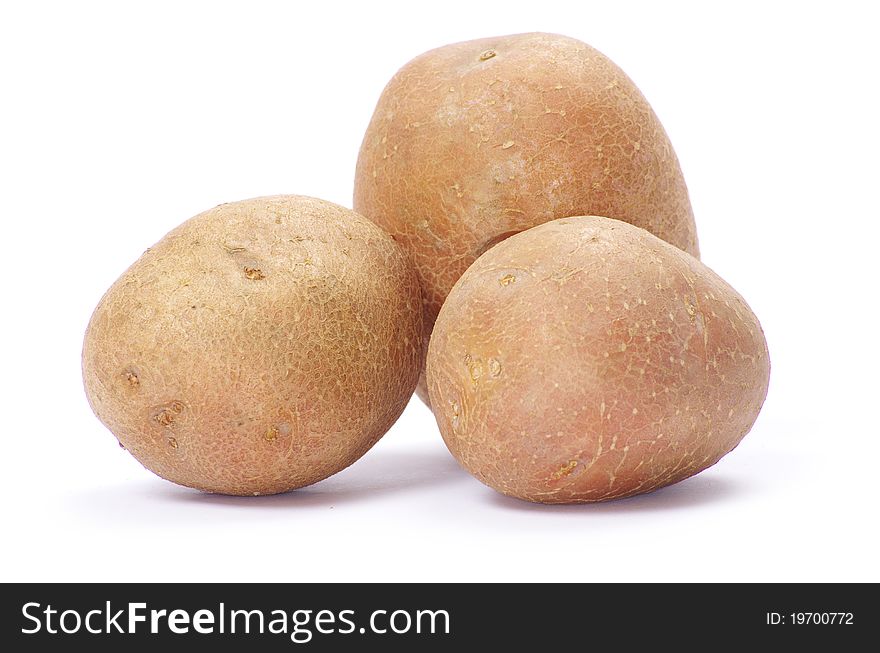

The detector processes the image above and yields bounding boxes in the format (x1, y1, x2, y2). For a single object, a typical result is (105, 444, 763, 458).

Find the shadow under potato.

(487, 472, 747, 513)
(73, 447, 746, 523)
(162, 447, 468, 509)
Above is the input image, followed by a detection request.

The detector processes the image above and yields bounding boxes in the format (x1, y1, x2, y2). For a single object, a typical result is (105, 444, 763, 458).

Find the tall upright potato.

(427, 217, 769, 504)
(82, 195, 423, 496)
(355, 32, 699, 404)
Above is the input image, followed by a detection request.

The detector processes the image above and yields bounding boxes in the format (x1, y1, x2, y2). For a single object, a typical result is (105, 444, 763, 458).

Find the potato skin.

(426, 217, 769, 503)
(82, 195, 423, 495)
(355, 32, 699, 404)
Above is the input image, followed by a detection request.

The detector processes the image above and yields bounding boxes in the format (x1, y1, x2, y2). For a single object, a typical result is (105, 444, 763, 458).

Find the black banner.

(1, 583, 873, 650)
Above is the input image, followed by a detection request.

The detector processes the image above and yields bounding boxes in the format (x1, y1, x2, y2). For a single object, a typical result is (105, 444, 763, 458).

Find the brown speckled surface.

(82, 195, 423, 495)
(355, 33, 699, 404)
(427, 217, 768, 503)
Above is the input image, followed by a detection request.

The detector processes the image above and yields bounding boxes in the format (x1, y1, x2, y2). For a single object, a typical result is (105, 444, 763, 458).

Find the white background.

(1, 1, 878, 582)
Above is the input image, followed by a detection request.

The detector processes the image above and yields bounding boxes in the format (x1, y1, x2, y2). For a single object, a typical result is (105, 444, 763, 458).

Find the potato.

(355, 32, 699, 404)
(426, 216, 769, 503)
(82, 195, 423, 496)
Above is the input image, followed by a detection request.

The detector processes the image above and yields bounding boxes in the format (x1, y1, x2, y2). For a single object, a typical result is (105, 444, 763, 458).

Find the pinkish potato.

(355, 32, 699, 405)
(427, 216, 769, 503)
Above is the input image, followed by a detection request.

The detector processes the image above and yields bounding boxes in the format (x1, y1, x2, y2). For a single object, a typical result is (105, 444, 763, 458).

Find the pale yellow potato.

(83, 195, 423, 495)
